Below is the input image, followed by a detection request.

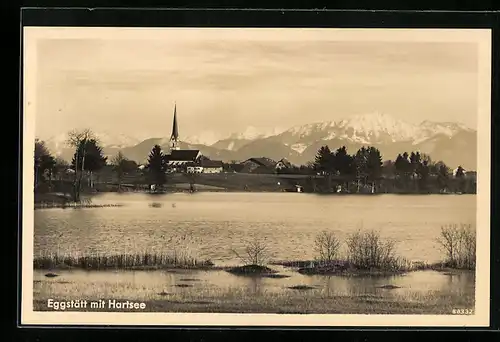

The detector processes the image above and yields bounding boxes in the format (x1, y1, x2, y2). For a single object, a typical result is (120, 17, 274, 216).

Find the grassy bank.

(32, 285, 474, 314)
(270, 260, 474, 276)
(34, 192, 123, 210)
(39, 173, 476, 194)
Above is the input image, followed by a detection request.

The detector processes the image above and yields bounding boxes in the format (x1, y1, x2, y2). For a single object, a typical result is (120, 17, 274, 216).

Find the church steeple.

(170, 102, 180, 150)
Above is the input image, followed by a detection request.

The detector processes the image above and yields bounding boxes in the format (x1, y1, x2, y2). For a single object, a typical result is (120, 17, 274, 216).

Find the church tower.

(170, 102, 180, 150)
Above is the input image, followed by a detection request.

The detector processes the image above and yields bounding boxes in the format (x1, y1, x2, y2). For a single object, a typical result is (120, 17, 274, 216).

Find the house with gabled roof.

(275, 158, 292, 170)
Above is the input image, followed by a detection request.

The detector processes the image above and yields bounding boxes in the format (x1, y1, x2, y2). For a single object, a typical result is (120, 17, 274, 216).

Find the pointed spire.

(170, 102, 180, 150)
(171, 102, 179, 141)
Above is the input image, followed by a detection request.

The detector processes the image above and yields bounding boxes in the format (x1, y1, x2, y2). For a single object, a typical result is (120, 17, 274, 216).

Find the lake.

(34, 192, 476, 266)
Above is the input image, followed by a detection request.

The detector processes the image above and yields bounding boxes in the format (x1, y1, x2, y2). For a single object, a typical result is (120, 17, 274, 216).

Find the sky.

(30, 28, 482, 144)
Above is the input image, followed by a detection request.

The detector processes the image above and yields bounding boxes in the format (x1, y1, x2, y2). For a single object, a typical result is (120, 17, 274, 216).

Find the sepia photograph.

(21, 26, 491, 326)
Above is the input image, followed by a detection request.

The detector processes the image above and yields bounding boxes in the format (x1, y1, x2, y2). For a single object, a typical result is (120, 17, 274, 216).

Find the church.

(164, 104, 223, 174)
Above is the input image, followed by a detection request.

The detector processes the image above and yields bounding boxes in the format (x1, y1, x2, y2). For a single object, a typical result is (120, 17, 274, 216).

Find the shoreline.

(33, 190, 476, 210)
(33, 258, 475, 276)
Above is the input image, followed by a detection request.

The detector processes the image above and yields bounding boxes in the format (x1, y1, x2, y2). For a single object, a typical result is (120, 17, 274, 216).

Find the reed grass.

(33, 251, 214, 270)
(34, 202, 123, 209)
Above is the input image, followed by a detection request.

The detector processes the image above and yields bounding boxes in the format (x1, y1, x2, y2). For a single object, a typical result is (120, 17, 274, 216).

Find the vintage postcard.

(21, 26, 491, 327)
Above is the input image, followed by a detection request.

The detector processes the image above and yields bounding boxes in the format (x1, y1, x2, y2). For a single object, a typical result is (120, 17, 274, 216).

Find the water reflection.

(34, 268, 475, 301)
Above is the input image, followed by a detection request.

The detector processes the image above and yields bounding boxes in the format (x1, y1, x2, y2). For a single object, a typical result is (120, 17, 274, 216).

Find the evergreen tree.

(71, 138, 107, 189)
(366, 147, 383, 192)
(71, 138, 107, 173)
(416, 159, 430, 192)
(314, 145, 336, 191)
(409, 151, 422, 190)
(394, 152, 411, 191)
(314, 145, 335, 174)
(436, 162, 450, 192)
(34, 139, 56, 188)
(354, 147, 370, 192)
(334, 146, 354, 192)
(334, 146, 354, 176)
(146, 145, 167, 190)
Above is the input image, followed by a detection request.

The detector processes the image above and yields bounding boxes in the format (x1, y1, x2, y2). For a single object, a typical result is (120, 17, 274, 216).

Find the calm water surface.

(34, 192, 476, 265)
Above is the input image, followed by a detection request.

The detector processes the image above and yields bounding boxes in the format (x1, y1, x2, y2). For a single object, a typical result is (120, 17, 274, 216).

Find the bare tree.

(231, 238, 271, 266)
(437, 224, 476, 269)
(314, 231, 341, 264)
(66, 129, 95, 201)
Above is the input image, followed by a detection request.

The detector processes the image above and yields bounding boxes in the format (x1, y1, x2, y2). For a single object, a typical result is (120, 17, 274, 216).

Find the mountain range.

(42, 112, 477, 170)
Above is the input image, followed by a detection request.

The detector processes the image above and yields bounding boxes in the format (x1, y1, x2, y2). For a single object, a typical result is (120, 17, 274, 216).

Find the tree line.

(34, 130, 137, 201)
(300, 144, 471, 194)
(34, 133, 178, 199)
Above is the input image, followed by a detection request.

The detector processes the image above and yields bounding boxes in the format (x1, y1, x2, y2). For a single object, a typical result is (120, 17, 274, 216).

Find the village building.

(200, 159, 224, 173)
(164, 103, 223, 173)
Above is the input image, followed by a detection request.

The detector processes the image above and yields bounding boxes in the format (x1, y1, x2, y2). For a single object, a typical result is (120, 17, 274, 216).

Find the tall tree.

(34, 139, 56, 189)
(416, 159, 430, 192)
(334, 146, 354, 176)
(111, 151, 136, 192)
(314, 145, 335, 174)
(366, 147, 383, 193)
(331, 146, 353, 192)
(314, 145, 335, 191)
(436, 162, 450, 193)
(455, 165, 466, 193)
(71, 138, 107, 189)
(409, 151, 422, 190)
(354, 147, 370, 192)
(394, 152, 411, 191)
(146, 145, 167, 191)
(67, 129, 95, 201)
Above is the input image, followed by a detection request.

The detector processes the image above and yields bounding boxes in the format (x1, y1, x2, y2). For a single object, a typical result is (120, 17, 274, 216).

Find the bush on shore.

(436, 224, 476, 270)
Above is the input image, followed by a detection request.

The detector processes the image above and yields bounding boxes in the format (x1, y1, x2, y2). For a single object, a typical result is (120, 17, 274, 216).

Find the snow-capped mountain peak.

(228, 126, 286, 141)
(335, 112, 420, 143)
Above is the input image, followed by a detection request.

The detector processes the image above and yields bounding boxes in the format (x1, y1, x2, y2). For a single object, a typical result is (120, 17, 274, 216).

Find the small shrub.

(314, 231, 341, 264)
(436, 223, 476, 269)
(232, 239, 270, 266)
(345, 229, 400, 270)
